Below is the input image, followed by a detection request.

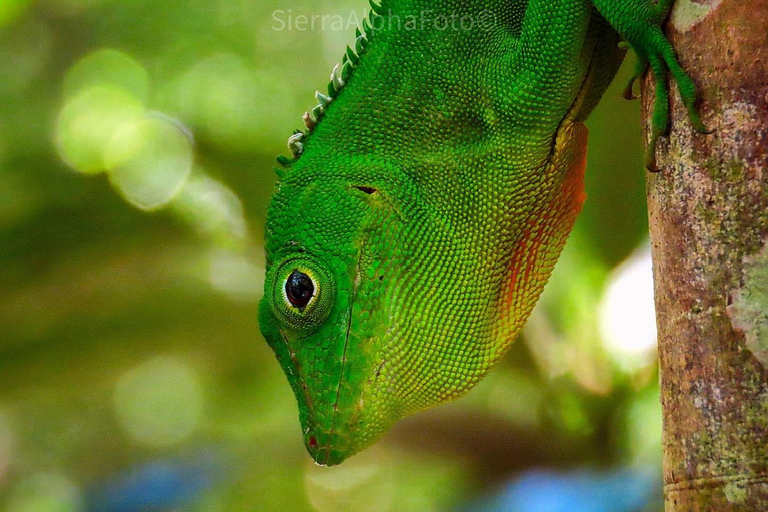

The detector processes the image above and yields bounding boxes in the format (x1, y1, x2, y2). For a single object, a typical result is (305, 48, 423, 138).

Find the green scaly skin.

(260, 0, 706, 466)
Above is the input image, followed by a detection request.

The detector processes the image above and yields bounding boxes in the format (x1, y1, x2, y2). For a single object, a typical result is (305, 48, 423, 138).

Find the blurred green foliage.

(0, 0, 661, 510)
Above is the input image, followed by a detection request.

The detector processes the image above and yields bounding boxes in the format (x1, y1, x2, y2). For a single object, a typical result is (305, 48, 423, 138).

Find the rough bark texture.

(645, 0, 768, 510)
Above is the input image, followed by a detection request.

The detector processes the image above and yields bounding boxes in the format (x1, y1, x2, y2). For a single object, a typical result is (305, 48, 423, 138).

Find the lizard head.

(259, 155, 413, 466)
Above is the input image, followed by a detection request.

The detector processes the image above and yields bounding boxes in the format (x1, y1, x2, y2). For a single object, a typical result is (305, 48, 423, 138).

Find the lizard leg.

(651, 0, 675, 23)
(498, 0, 595, 158)
(592, 0, 708, 169)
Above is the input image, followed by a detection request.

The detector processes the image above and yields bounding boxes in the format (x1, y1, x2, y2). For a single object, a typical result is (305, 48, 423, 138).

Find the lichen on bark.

(728, 242, 768, 368)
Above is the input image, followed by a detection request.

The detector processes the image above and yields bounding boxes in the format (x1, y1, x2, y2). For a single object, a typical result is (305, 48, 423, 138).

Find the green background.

(0, 0, 660, 510)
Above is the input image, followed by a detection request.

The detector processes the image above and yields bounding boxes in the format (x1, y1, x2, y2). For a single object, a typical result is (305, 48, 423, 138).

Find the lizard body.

(260, 0, 705, 466)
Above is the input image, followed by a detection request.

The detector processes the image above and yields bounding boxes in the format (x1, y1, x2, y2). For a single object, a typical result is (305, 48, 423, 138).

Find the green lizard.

(260, 0, 706, 466)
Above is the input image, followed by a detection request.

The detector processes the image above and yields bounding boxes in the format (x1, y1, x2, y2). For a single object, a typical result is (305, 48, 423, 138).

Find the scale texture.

(259, 0, 703, 465)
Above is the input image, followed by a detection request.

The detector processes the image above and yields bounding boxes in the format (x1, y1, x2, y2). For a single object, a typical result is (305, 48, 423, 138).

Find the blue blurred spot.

(86, 450, 228, 512)
(471, 467, 659, 512)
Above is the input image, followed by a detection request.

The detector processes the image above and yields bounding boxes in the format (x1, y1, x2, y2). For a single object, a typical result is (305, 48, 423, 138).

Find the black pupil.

(286, 271, 314, 308)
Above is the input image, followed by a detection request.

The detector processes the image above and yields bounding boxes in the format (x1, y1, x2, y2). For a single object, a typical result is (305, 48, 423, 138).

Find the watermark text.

(271, 9, 496, 32)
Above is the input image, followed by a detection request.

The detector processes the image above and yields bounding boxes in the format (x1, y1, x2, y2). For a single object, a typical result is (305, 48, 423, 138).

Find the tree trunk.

(645, 1, 768, 509)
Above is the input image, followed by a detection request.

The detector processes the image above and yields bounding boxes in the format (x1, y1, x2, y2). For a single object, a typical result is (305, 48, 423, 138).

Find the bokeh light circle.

(6, 472, 83, 512)
(305, 450, 394, 512)
(105, 113, 194, 210)
(55, 85, 145, 174)
(599, 246, 658, 371)
(63, 48, 149, 102)
(113, 356, 204, 448)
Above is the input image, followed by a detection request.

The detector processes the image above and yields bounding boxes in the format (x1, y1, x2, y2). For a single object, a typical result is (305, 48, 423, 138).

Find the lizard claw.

(643, 46, 712, 171)
(622, 77, 640, 101)
(622, 53, 648, 101)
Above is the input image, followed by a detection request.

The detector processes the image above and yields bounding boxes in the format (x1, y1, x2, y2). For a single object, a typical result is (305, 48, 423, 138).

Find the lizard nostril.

(309, 436, 318, 448)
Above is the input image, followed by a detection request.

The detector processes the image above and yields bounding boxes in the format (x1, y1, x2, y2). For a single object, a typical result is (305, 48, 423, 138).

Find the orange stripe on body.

(501, 122, 589, 328)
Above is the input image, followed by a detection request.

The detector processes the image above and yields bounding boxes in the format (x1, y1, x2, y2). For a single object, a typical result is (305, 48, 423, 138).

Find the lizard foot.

(594, 0, 711, 170)
(643, 38, 710, 171)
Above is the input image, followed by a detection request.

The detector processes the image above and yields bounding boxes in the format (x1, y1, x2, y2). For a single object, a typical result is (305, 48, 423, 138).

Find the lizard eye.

(268, 256, 335, 333)
(285, 270, 315, 309)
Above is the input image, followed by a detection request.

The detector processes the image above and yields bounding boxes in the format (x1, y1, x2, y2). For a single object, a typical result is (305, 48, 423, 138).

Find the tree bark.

(645, 1, 768, 509)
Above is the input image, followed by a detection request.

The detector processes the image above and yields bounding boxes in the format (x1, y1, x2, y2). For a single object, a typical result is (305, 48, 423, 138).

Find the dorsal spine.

(276, 0, 386, 168)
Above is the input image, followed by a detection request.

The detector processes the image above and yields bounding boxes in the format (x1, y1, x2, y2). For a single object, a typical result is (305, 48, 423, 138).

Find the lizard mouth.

(317, 256, 361, 466)
(275, 311, 353, 466)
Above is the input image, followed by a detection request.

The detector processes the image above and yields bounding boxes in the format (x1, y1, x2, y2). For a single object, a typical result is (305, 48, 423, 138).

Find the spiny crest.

(275, 0, 386, 171)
